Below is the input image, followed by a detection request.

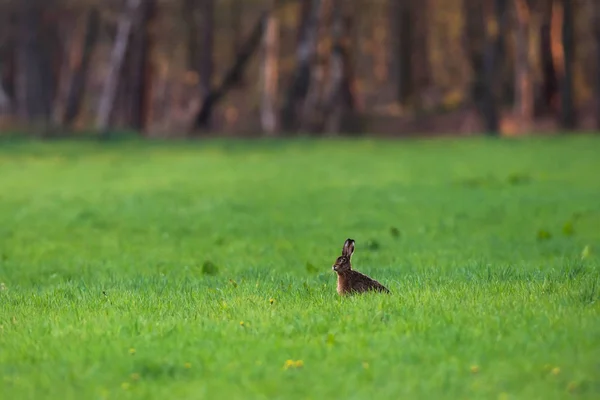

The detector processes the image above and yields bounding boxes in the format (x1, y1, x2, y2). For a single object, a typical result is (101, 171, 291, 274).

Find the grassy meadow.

(0, 135, 599, 399)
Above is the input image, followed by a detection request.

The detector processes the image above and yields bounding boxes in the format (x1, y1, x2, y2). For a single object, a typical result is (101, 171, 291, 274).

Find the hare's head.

(332, 238, 355, 273)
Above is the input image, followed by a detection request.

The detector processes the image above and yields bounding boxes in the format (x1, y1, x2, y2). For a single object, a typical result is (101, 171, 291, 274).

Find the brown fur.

(332, 238, 390, 295)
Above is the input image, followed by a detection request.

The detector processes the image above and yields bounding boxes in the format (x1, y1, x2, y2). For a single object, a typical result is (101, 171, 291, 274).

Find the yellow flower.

(184, 362, 192, 369)
(129, 348, 136, 355)
(283, 359, 304, 370)
(470, 365, 480, 374)
(269, 298, 275, 305)
(239, 321, 245, 327)
(551, 367, 560, 375)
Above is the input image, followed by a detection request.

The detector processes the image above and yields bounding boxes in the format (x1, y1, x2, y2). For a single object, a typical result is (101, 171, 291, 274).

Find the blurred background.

(0, 0, 597, 139)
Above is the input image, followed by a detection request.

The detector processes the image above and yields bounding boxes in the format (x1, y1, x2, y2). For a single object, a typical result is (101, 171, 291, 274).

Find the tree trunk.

(538, 0, 559, 116)
(183, 0, 197, 72)
(191, 11, 268, 133)
(0, 83, 9, 115)
(296, 0, 312, 45)
(126, 0, 157, 132)
(594, 0, 600, 129)
(16, 0, 53, 123)
(391, 0, 413, 106)
(514, 0, 534, 130)
(51, 13, 78, 126)
(549, 0, 575, 129)
(480, 0, 508, 135)
(230, 0, 244, 86)
(298, 0, 330, 133)
(411, 0, 431, 110)
(463, 0, 485, 106)
(260, 6, 279, 135)
(463, 0, 503, 135)
(185, 0, 214, 130)
(322, 0, 359, 134)
(281, 0, 321, 132)
(558, 0, 575, 129)
(64, 8, 100, 126)
(0, 10, 16, 114)
(96, 0, 141, 135)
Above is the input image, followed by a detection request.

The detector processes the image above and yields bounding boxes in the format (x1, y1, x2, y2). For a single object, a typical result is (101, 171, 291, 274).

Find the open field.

(0, 135, 599, 399)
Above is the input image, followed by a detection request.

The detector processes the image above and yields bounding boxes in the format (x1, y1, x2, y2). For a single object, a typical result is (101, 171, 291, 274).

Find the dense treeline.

(0, 0, 598, 138)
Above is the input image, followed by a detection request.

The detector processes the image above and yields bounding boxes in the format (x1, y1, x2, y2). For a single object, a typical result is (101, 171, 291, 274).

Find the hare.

(332, 238, 390, 295)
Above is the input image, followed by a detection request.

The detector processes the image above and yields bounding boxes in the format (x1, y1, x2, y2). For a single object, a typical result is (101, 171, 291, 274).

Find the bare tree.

(52, 8, 99, 127)
(16, 0, 54, 123)
(412, 0, 431, 109)
(298, 0, 331, 133)
(481, 0, 508, 135)
(52, 12, 80, 126)
(558, 0, 575, 129)
(185, 0, 215, 130)
(463, 0, 506, 135)
(281, 0, 321, 132)
(514, 0, 534, 130)
(191, 11, 268, 133)
(96, 0, 141, 135)
(230, 0, 244, 86)
(260, 3, 279, 135)
(0, 9, 15, 114)
(391, 0, 413, 106)
(125, 0, 157, 132)
(537, 0, 555, 116)
(64, 8, 100, 127)
(321, 0, 359, 133)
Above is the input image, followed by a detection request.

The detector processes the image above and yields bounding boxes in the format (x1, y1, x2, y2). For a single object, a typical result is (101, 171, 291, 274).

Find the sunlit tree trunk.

(127, 0, 157, 133)
(514, 0, 534, 130)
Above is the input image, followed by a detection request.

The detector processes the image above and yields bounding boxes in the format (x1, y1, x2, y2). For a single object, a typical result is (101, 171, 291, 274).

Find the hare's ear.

(342, 238, 355, 258)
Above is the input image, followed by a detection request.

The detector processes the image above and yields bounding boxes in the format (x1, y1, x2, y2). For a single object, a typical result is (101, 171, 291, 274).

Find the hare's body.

(336, 269, 390, 295)
(332, 238, 390, 296)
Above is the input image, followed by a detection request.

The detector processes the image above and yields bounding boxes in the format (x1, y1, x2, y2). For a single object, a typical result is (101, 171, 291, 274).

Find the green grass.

(0, 135, 599, 400)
